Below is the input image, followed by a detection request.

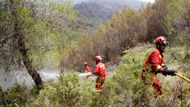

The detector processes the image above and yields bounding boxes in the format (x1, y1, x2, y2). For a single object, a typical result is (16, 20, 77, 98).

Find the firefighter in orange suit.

(93, 55, 106, 92)
(84, 62, 91, 79)
(84, 62, 91, 73)
(141, 36, 177, 96)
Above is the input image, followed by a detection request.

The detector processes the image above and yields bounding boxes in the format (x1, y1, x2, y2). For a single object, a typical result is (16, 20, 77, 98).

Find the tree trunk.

(17, 36, 44, 90)
(10, 0, 43, 90)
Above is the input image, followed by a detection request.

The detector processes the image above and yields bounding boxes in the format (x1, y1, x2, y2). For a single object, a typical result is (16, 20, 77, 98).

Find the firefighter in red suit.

(84, 62, 91, 73)
(141, 36, 177, 96)
(84, 62, 91, 79)
(93, 55, 106, 92)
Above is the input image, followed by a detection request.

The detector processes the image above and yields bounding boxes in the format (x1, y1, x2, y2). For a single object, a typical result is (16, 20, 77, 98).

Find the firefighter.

(84, 62, 91, 79)
(84, 62, 91, 73)
(93, 55, 106, 92)
(141, 36, 177, 96)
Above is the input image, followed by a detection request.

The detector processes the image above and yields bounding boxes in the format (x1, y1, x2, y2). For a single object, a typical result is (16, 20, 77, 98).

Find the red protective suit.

(84, 65, 91, 79)
(84, 65, 91, 72)
(141, 48, 165, 95)
(93, 62, 106, 91)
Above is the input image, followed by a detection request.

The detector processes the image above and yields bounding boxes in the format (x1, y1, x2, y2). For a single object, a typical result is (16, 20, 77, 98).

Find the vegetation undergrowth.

(1, 45, 190, 107)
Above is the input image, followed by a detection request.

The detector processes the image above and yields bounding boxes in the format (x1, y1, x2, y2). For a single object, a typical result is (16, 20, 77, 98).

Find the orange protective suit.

(93, 62, 106, 91)
(84, 65, 91, 73)
(141, 48, 165, 95)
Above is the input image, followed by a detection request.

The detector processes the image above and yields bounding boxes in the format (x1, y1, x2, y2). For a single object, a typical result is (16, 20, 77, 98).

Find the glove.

(162, 70, 177, 76)
(162, 64, 168, 70)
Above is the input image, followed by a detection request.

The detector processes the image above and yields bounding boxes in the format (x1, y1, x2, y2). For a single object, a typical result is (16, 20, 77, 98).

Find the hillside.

(1, 44, 190, 106)
(74, 0, 146, 29)
(73, 0, 147, 8)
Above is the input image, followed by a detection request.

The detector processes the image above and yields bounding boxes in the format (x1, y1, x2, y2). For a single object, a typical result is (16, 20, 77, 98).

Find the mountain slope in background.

(73, 0, 147, 30)
(73, 0, 147, 9)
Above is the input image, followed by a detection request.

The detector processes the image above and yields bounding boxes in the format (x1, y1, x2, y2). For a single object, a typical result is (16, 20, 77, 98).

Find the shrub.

(0, 84, 36, 107)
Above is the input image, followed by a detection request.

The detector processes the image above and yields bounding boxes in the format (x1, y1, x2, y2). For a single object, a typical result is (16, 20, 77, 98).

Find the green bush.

(35, 72, 96, 107)
(0, 84, 36, 107)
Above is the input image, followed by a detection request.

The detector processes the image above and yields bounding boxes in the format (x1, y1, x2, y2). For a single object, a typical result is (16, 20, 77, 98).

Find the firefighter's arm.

(93, 65, 99, 75)
(150, 52, 177, 76)
(150, 52, 164, 73)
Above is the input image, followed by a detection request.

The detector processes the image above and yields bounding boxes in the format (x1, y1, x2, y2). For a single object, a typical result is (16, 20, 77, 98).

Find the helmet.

(155, 36, 167, 45)
(94, 55, 102, 62)
(84, 62, 88, 66)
